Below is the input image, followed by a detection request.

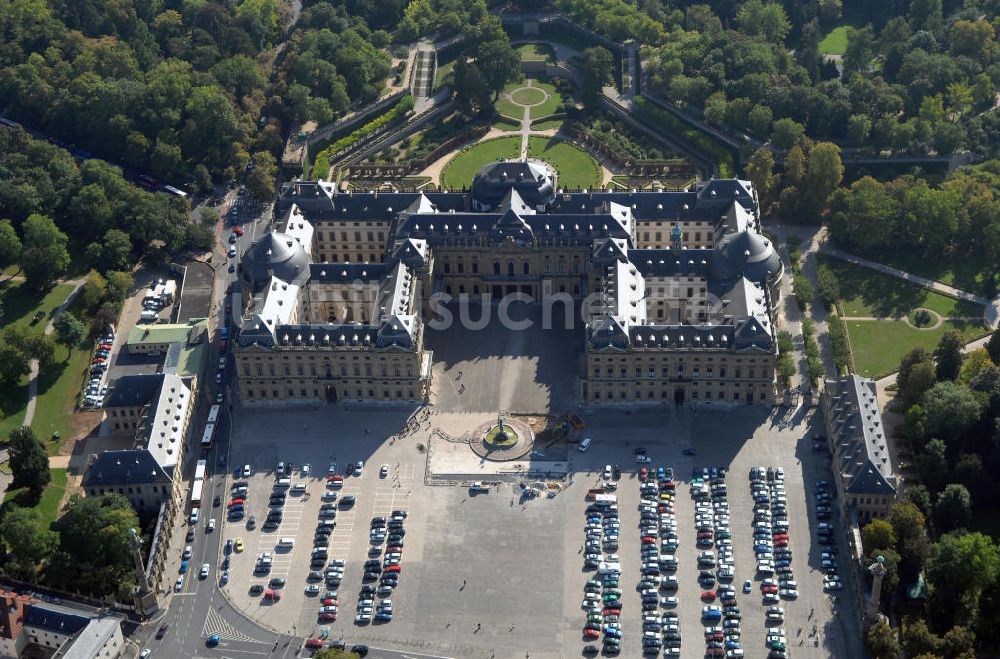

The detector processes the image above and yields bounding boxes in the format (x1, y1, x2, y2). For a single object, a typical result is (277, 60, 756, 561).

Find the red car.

(233, 226, 244, 236)
(774, 539, 788, 548)
(305, 639, 323, 649)
(584, 628, 600, 639)
(641, 536, 656, 544)
(264, 589, 281, 600)
(385, 564, 401, 573)
(701, 591, 716, 602)
(639, 467, 648, 480)
(322, 598, 338, 606)
(98, 343, 113, 350)
(697, 531, 713, 539)
(603, 608, 620, 617)
(91, 357, 106, 364)
(773, 533, 788, 541)
(318, 613, 336, 621)
(763, 585, 778, 594)
(228, 498, 245, 507)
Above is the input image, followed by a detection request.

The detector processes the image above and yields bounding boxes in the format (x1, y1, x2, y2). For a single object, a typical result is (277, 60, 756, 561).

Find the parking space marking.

(202, 607, 258, 643)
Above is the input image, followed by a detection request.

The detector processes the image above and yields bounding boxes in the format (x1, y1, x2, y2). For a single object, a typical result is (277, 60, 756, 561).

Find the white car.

(380, 464, 389, 478)
(242, 464, 251, 478)
(189, 509, 199, 524)
(354, 461, 364, 475)
(636, 455, 652, 463)
(174, 576, 184, 592)
(661, 596, 678, 607)
(603, 465, 613, 479)
(327, 462, 337, 475)
(199, 563, 209, 579)
(183, 545, 192, 559)
(301, 464, 310, 476)
(207, 518, 216, 532)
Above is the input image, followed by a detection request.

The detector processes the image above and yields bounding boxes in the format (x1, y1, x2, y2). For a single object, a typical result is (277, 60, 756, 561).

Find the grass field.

(528, 137, 601, 189)
(532, 119, 565, 131)
(0, 283, 91, 445)
(516, 43, 554, 62)
(820, 26, 849, 55)
(496, 79, 563, 120)
(820, 256, 984, 318)
(492, 117, 522, 132)
(846, 319, 985, 378)
(3, 468, 68, 529)
(855, 249, 997, 298)
(440, 136, 521, 189)
(512, 87, 546, 107)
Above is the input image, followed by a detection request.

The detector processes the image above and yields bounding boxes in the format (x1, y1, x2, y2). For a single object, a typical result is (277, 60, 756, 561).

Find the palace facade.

(233, 159, 782, 406)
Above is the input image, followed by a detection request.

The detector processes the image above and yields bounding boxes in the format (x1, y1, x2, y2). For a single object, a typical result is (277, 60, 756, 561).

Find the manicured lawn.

(440, 136, 521, 189)
(492, 117, 522, 132)
(820, 26, 849, 55)
(846, 319, 986, 378)
(512, 86, 546, 106)
(435, 58, 455, 91)
(496, 78, 564, 120)
(3, 468, 68, 529)
(516, 43, 553, 62)
(33, 342, 91, 451)
(820, 256, 984, 319)
(855, 249, 998, 298)
(532, 119, 565, 131)
(0, 282, 75, 331)
(528, 137, 601, 189)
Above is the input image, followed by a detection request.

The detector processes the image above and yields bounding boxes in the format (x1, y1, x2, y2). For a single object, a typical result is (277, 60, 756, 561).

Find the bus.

(201, 422, 216, 448)
(162, 184, 188, 198)
(207, 404, 221, 425)
(191, 479, 204, 506)
(194, 459, 207, 481)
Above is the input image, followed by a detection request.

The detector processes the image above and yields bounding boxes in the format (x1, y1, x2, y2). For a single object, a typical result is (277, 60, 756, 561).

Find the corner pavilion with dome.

(229, 158, 784, 406)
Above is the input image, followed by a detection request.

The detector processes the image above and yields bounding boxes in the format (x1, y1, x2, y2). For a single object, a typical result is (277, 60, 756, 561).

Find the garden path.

(23, 277, 87, 429)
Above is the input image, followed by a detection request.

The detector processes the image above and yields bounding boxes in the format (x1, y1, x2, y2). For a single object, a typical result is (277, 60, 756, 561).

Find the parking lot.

(216, 404, 862, 658)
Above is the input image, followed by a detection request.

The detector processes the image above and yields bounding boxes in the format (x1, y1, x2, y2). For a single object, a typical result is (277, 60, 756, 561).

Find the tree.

(927, 532, 1000, 628)
(891, 502, 931, 582)
(453, 58, 491, 118)
(105, 271, 133, 309)
(906, 484, 933, 518)
(934, 484, 972, 534)
(903, 618, 943, 658)
(952, 453, 987, 505)
(246, 151, 277, 201)
(986, 330, 1000, 366)
(862, 519, 897, 552)
(747, 104, 772, 136)
(20, 213, 70, 290)
(772, 118, 805, 150)
(921, 381, 984, 442)
(735, 0, 791, 42)
(0, 219, 22, 273)
(920, 438, 950, 493)
(199, 207, 220, 228)
(0, 339, 31, 386)
(0, 506, 58, 579)
(959, 348, 994, 385)
(745, 148, 777, 215)
(847, 114, 872, 144)
(803, 142, 843, 216)
(80, 270, 108, 310)
(53, 312, 85, 358)
(50, 494, 139, 597)
(476, 38, 519, 97)
(897, 347, 937, 409)
(865, 620, 901, 659)
(581, 47, 614, 106)
(7, 426, 51, 496)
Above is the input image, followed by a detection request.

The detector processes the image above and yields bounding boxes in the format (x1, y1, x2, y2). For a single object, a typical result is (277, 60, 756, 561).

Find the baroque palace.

(233, 160, 783, 406)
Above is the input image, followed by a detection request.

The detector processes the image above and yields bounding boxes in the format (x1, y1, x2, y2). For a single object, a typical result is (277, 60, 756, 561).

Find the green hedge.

(634, 96, 736, 177)
(827, 313, 851, 375)
(311, 95, 415, 179)
(801, 317, 824, 386)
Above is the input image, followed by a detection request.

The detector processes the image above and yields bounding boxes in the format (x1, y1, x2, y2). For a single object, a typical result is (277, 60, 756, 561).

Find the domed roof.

(471, 159, 556, 209)
(710, 229, 782, 283)
(240, 232, 310, 292)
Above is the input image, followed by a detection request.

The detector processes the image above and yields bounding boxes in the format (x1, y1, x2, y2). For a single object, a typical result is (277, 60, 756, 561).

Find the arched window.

(523, 262, 530, 275)
(493, 262, 500, 275)
(507, 262, 515, 276)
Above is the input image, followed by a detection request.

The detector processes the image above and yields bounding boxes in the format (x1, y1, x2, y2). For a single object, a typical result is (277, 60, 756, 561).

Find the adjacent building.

(0, 590, 124, 659)
(84, 373, 193, 514)
(232, 159, 782, 406)
(821, 374, 899, 522)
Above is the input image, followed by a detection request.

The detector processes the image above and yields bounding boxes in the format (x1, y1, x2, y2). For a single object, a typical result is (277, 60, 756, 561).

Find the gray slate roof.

(823, 375, 897, 498)
(102, 374, 165, 409)
(82, 450, 172, 488)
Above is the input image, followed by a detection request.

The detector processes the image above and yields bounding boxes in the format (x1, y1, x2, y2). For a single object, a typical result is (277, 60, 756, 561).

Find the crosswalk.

(201, 607, 258, 642)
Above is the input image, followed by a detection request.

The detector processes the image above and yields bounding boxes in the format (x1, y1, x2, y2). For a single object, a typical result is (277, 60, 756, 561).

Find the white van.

(578, 437, 592, 452)
(276, 538, 295, 549)
(274, 477, 291, 489)
(598, 562, 622, 575)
